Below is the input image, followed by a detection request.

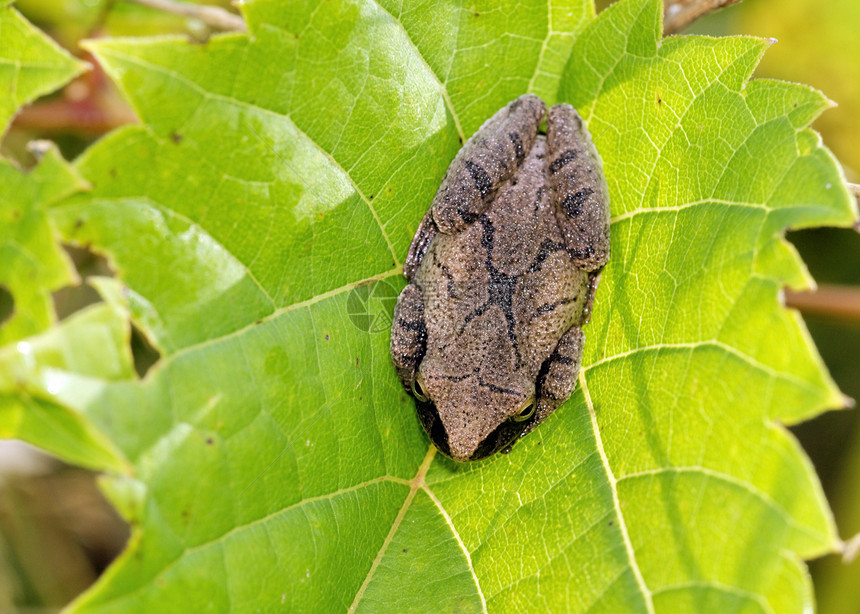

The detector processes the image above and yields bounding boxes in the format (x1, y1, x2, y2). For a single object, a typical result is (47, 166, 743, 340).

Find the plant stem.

(848, 184, 860, 234)
(785, 284, 860, 323)
(663, 0, 745, 34)
(124, 0, 246, 32)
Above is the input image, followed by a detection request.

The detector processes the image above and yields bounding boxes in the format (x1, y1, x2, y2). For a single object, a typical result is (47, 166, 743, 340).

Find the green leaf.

(3, 0, 859, 611)
(0, 8, 116, 468)
(0, 279, 134, 471)
(0, 146, 89, 345)
(0, 4, 87, 135)
(0, 5, 89, 344)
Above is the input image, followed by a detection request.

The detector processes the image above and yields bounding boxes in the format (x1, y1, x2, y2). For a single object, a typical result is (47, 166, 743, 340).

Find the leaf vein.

(349, 447, 437, 612)
(584, 340, 822, 396)
(369, 0, 466, 143)
(618, 466, 828, 544)
(579, 371, 655, 613)
(86, 474, 410, 609)
(98, 48, 401, 267)
(422, 483, 488, 613)
(155, 266, 401, 367)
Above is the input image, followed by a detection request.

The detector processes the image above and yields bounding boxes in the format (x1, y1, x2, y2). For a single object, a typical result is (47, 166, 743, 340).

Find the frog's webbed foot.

(390, 283, 427, 390)
(523, 326, 585, 438)
(432, 94, 546, 234)
(547, 104, 610, 271)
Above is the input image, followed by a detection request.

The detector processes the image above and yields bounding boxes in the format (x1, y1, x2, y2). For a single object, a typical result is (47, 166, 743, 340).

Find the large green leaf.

(0, 4, 87, 344)
(0, 6, 117, 468)
(0, 4, 87, 135)
(1, 0, 857, 611)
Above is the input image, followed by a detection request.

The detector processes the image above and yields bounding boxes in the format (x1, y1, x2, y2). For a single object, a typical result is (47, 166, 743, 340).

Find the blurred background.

(1, 0, 858, 611)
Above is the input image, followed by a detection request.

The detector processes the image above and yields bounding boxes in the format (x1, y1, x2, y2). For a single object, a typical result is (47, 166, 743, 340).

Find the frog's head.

(411, 359, 538, 461)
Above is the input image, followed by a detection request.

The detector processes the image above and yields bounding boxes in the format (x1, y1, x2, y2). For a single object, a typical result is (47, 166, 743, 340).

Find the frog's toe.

(390, 284, 427, 389)
(528, 327, 585, 436)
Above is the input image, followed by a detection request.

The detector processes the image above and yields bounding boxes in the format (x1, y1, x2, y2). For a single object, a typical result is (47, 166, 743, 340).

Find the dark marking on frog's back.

(549, 149, 577, 174)
(562, 188, 595, 218)
(528, 238, 567, 273)
(530, 297, 576, 322)
(479, 381, 521, 396)
(509, 131, 524, 164)
(431, 252, 457, 299)
(476, 215, 522, 364)
(568, 245, 596, 260)
(465, 160, 493, 196)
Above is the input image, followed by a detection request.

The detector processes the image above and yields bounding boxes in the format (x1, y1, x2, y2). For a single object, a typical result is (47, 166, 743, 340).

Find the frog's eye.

(411, 376, 429, 403)
(511, 396, 536, 422)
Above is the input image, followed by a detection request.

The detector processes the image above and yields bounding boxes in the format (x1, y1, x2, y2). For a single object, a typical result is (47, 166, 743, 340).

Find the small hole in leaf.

(64, 244, 114, 279)
(54, 244, 161, 378)
(52, 244, 115, 321)
(0, 285, 14, 328)
(131, 323, 161, 378)
(52, 283, 103, 322)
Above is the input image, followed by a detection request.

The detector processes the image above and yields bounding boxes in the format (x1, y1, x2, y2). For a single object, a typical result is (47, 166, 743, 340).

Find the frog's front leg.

(432, 94, 546, 234)
(526, 326, 585, 437)
(403, 209, 438, 281)
(390, 283, 427, 390)
(546, 104, 611, 270)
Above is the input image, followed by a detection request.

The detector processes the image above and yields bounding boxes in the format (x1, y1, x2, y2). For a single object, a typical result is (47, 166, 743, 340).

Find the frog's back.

(414, 136, 589, 381)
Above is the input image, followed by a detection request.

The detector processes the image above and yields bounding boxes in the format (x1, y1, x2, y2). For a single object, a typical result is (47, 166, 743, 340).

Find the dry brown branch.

(14, 98, 137, 135)
(125, 0, 246, 32)
(785, 284, 860, 323)
(664, 0, 745, 35)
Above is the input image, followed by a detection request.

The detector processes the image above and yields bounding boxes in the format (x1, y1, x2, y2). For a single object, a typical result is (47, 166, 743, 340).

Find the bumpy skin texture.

(391, 94, 610, 462)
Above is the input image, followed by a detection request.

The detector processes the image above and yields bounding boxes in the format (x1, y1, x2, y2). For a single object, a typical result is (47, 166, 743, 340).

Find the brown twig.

(125, 0, 246, 32)
(12, 52, 137, 136)
(663, 0, 745, 35)
(13, 98, 138, 135)
(785, 284, 860, 323)
(847, 183, 860, 234)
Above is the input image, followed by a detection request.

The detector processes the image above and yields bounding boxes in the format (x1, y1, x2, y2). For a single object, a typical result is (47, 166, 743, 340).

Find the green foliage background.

(0, 0, 857, 612)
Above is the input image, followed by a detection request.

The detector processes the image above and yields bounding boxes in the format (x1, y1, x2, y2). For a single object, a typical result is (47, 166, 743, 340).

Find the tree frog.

(390, 94, 610, 461)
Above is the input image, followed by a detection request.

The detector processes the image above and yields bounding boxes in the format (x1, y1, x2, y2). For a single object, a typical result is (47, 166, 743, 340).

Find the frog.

(390, 94, 610, 462)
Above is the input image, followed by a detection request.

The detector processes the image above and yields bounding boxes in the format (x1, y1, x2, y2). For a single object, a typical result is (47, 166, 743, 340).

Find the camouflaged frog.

(390, 94, 610, 461)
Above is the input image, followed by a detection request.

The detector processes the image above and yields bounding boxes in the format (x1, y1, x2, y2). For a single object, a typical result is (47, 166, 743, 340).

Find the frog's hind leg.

(390, 283, 427, 390)
(432, 94, 546, 234)
(403, 208, 438, 281)
(526, 326, 585, 437)
(546, 104, 610, 271)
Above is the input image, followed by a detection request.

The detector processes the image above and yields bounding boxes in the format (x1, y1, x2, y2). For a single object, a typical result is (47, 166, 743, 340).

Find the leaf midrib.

(580, 371, 656, 613)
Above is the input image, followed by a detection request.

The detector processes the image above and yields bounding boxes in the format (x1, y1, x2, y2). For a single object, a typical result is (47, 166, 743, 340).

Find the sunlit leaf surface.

(0, 0, 856, 612)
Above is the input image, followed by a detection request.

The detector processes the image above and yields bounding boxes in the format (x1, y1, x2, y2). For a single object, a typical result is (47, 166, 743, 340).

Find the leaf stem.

(849, 183, 860, 234)
(663, 0, 745, 34)
(123, 0, 246, 32)
(785, 284, 860, 323)
(13, 97, 137, 135)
